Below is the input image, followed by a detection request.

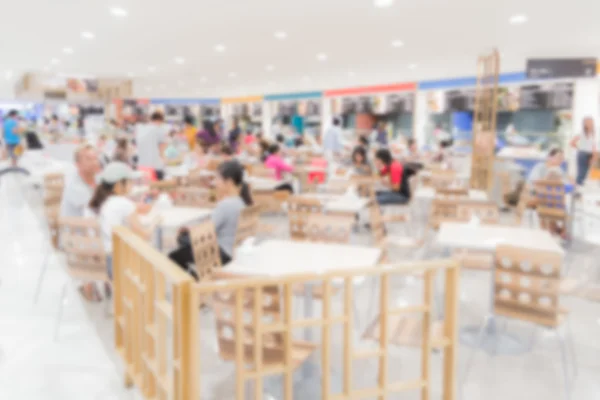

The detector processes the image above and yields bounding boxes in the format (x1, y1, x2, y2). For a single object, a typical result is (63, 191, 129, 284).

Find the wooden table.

(301, 193, 370, 214)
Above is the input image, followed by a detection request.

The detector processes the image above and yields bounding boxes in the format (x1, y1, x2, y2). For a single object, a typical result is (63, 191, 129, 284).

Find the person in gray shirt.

(168, 160, 252, 274)
(136, 112, 168, 180)
(60, 144, 100, 217)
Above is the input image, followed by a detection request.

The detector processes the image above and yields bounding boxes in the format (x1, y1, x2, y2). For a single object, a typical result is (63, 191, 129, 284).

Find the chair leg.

(352, 298, 361, 333)
(33, 251, 52, 304)
(556, 329, 572, 400)
(54, 282, 68, 342)
(461, 315, 490, 394)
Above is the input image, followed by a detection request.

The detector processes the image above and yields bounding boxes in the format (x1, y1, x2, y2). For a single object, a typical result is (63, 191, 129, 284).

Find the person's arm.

(569, 135, 580, 149)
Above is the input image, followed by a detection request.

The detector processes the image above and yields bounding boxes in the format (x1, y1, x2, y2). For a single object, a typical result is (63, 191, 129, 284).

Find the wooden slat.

(377, 273, 389, 400)
(343, 278, 353, 396)
(234, 289, 245, 400)
(321, 278, 332, 399)
(283, 283, 293, 400)
(443, 265, 459, 400)
(253, 286, 264, 400)
(421, 269, 434, 400)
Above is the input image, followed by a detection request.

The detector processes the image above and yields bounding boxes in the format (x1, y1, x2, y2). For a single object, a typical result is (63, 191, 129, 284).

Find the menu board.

(341, 97, 357, 114)
(386, 93, 415, 114)
(445, 89, 476, 111)
(278, 101, 297, 116)
(527, 58, 596, 79)
(303, 100, 321, 117)
(202, 104, 221, 118)
(519, 83, 573, 110)
(232, 103, 249, 117)
(356, 96, 374, 113)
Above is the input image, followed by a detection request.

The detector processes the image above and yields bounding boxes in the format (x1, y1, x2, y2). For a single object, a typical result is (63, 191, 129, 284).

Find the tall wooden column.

(470, 50, 500, 192)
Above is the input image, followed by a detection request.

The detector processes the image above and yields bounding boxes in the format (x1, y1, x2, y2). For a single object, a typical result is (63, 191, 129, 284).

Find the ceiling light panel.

(374, 0, 394, 8)
(274, 31, 287, 40)
(509, 14, 528, 24)
(81, 31, 95, 40)
(215, 44, 226, 52)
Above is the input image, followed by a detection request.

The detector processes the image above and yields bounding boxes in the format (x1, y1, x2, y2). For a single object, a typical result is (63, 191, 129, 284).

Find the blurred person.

(371, 121, 389, 147)
(183, 115, 197, 149)
(196, 119, 221, 148)
(373, 148, 410, 205)
(228, 119, 242, 152)
(352, 146, 372, 176)
(2, 110, 25, 166)
(264, 143, 294, 193)
(570, 117, 597, 186)
(136, 111, 168, 180)
(113, 138, 132, 165)
(528, 148, 569, 184)
(323, 117, 343, 157)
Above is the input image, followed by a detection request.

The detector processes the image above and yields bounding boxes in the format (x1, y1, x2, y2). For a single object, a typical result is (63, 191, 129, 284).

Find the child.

(87, 162, 153, 280)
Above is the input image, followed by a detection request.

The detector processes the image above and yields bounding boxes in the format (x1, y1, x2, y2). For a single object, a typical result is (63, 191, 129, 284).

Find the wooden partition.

(112, 227, 196, 400)
(113, 226, 460, 400)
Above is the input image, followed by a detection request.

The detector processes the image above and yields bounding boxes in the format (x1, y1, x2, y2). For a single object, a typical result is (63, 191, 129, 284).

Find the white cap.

(98, 162, 137, 184)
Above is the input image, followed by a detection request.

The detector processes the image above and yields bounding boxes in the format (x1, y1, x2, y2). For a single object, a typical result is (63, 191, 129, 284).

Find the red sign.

(324, 82, 416, 97)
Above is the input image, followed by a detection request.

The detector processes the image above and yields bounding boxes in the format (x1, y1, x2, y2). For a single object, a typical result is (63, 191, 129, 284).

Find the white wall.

(571, 79, 600, 173)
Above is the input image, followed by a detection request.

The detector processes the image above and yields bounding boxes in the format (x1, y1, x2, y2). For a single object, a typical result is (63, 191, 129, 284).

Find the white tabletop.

(496, 146, 546, 161)
(414, 187, 488, 201)
(165, 165, 190, 178)
(145, 206, 212, 229)
(301, 193, 370, 213)
(227, 239, 382, 276)
(436, 222, 564, 254)
(247, 176, 290, 191)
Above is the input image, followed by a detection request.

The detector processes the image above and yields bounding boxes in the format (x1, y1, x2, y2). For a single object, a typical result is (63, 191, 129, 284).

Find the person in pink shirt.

(264, 143, 294, 192)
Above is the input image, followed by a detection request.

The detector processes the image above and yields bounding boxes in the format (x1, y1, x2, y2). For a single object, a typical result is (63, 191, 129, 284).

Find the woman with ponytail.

(169, 159, 252, 272)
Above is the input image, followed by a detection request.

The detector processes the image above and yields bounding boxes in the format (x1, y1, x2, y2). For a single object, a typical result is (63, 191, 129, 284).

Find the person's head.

(215, 160, 253, 205)
(116, 138, 128, 150)
(150, 111, 164, 124)
(202, 119, 217, 137)
(275, 134, 285, 144)
(268, 143, 281, 156)
(352, 146, 367, 165)
(546, 148, 564, 167)
(359, 136, 369, 148)
(51, 114, 58, 121)
(333, 117, 340, 127)
(407, 138, 417, 152)
(89, 162, 136, 213)
(221, 143, 234, 159)
(74, 144, 100, 179)
(377, 121, 387, 130)
(7, 109, 18, 119)
(184, 115, 195, 127)
(583, 117, 595, 135)
(374, 148, 393, 171)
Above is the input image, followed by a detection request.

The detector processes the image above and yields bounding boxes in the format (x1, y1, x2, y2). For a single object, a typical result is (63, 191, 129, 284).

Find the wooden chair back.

(532, 180, 567, 232)
(43, 174, 65, 249)
(150, 179, 178, 194)
(234, 205, 260, 249)
(251, 164, 275, 178)
(44, 173, 65, 194)
(296, 169, 318, 193)
(210, 271, 284, 365)
(351, 175, 376, 200)
(320, 179, 351, 195)
(304, 214, 354, 244)
(494, 245, 563, 327)
(58, 217, 109, 282)
(455, 200, 500, 224)
(288, 196, 324, 241)
(189, 220, 222, 281)
(206, 158, 221, 172)
(436, 187, 469, 199)
(173, 187, 214, 208)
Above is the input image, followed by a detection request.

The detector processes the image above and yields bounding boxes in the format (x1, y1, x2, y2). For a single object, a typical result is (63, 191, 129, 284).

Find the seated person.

(169, 160, 253, 273)
(373, 148, 410, 205)
(351, 146, 372, 176)
(528, 148, 569, 184)
(264, 143, 294, 193)
(185, 140, 210, 170)
(87, 162, 153, 281)
(403, 138, 420, 161)
(220, 143, 235, 161)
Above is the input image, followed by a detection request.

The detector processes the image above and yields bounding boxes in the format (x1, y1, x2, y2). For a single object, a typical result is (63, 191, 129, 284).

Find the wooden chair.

(463, 245, 577, 399)
(209, 270, 317, 387)
(55, 217, 111, 340)
(436, 187, 469, 199)
(533, 180, 568, 237)
(189, 220, 222, 281)
(233, 205, 261, 253)
(34, 175, 65, 303)
(287, 196, 324, 241)
(150, 179, 178, 194)
(303, 214, 354, 244)
(173, 187, 214, 208)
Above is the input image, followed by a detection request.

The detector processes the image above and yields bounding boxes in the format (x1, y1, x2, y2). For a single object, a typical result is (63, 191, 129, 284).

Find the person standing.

(136, 111, 168, 180)
(570, 117, 597, 186)
(3, 110, 24, 166)
(322, 117, 343, 157)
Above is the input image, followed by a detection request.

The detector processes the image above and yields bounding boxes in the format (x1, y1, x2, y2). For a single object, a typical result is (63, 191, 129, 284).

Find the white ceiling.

(1, 0, 599, 99)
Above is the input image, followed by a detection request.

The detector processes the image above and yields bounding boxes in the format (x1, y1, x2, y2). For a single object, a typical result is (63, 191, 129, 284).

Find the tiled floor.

(0, 171, 599, 399)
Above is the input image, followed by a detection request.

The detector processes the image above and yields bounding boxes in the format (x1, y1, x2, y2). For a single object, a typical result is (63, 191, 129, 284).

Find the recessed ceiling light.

(5, 70, 13, 80)
(215, 44, 226, 53)
(81, 31, 95, 40)
(147, 66, 157, 73)
(110, 7, 128, 17)
(374, 0, 394, 8)
(509, 14, 528, 24)
(391, 40, 404, 48)
(127, 72, 135, 78)
(145, 86, 152, 91)
(265, 64, 275, 72)
(63, 47, 74, 55)
(200, 77, 208, 83)
(408, 63, 418, 69)
(228, 72, 237, 78)
(348, 71, 356, 77)
(274, 31, 287, 40)
(174, 57, 185, 64)
(51, 58, 60, 65)
(316, 53, 328, 61)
